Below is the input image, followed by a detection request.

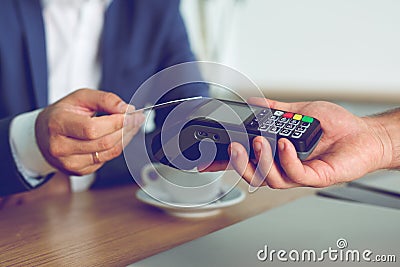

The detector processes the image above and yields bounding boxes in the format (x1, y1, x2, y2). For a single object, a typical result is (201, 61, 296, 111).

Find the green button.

(302, 116, 314, 123)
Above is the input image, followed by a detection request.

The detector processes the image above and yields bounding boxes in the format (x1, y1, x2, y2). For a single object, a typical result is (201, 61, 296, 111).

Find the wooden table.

(0, 172, 316, 266)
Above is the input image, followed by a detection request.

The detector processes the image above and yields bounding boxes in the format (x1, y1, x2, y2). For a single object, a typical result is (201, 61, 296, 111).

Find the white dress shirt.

(10, 0, 111, 192)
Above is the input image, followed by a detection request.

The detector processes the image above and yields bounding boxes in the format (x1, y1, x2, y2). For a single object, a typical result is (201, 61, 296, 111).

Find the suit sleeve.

(0, 117, 34, 196)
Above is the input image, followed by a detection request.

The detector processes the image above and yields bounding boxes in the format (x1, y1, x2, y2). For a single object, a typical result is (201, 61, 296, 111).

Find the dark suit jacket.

(0, 0, 208, 196)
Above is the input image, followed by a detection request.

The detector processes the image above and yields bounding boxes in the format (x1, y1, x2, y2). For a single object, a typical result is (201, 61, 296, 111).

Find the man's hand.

(35, 89, 145, 176)
(204, 97, 393, 188)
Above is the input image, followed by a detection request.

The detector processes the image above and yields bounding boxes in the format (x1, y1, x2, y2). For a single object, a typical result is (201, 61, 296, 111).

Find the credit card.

(127, 96, 204, 115)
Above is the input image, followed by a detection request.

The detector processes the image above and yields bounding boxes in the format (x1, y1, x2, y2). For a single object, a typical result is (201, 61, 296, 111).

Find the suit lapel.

(16, 0, 48, 108)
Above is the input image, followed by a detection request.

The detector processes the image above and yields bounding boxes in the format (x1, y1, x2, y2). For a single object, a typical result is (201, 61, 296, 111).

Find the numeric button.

(279, 129, 293, 137)
(301, 122, 311, 128)
(284, 124, 296, 130)
(268, 126, 281, 134)
(268, 115, 278, 121)
(291, 131, 303, 139)
(295, 126, 307, 133)
(263, 119, 274, 126)
(275, 122, 285, 128)
(278, 117, 291, 123)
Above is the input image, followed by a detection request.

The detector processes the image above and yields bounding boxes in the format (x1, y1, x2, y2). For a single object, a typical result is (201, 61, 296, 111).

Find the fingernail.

(118, 101, 128, 112)
(279, 140, 285, 151)
(126, 104, 136, 114)
(230, 147, 237, 158)
(254, 142, 262, 153)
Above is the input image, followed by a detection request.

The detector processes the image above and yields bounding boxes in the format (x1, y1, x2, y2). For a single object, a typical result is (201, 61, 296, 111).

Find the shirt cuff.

(10, 109, 56, 187)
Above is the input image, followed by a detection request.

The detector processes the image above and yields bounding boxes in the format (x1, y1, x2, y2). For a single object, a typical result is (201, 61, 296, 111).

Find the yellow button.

(293, 114, 302, 120)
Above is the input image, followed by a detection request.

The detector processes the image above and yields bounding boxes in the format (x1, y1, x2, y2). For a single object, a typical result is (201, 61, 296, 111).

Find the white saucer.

(136, 185, 246, 218)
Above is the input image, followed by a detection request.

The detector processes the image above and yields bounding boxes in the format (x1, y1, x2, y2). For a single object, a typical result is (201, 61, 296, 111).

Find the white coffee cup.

(141, 163, 224, 206)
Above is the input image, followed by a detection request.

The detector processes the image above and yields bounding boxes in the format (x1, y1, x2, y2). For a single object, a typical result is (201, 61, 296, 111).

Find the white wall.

(181, 0, 400, 101)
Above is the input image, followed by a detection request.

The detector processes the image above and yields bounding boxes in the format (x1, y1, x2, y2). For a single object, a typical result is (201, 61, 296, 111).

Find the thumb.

(67, 89, 128, 114)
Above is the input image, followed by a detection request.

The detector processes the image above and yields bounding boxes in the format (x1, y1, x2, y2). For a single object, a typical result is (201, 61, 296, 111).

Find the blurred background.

(180, 0, 400, 116)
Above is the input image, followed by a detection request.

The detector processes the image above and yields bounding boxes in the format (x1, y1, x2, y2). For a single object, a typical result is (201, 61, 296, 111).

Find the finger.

(278, 138, 329, 187)
(59, 143, 123, 172)
(56, 112, 125, 140)
(94, 142, 124, 163)
(49, 129, 123, 156)
(256, 138, 301, 189)
(124, 112, 146, 131)
(229, 142, 263, 187)
(251, 137, 273, 188)
(121, 112, 145, 147)
(121, 120, 143, 148)
(67, 89, 128, 114)
(49, 113, 144, 157)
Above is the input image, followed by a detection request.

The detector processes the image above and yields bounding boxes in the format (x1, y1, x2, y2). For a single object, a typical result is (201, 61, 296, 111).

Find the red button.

(283, 112, 294, 118)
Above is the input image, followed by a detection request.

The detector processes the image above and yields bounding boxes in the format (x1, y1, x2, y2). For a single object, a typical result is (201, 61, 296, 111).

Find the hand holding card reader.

(151, 98, 322, 170)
